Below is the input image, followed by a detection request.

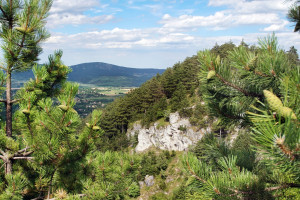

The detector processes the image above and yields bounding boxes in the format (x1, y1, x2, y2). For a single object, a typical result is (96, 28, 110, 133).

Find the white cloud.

(158, 0, 293, 31)
(47, 14, 114, 27)
(208, 0, 292, 14)
(159, 12, 282, 31)
(50, 0, 99, 13)
(41, 28, 299, 68)
(263, 20, 290, 32)
(47, 0, 114, 27)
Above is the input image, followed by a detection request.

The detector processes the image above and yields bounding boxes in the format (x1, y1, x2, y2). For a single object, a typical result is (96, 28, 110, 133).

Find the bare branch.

(12, 157, 34, 160)
(266, 183, 300, 191)
(0, 149, 5, 155)
(11, 98, 21, 104)
(14, 148, 34, 157)
(17, 147, 30, 153)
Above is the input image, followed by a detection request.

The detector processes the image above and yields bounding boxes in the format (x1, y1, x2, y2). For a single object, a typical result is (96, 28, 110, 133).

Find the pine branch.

(266, 183, 300, 191)
(26, 115, 34, 137)
(215, 73, 263, 98)
(0, 65, 7, 71)
(253, 69, 272, 77)
(16, 6, 31, 55)
(47, 168, 58, 199)
(185, 159, 207, 183)
(0, 6, 9, 21)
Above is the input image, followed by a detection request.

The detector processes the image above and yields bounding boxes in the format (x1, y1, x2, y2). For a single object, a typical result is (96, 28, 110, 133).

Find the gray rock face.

(127, 112, 211, 152)
(144, 175, 155, 187)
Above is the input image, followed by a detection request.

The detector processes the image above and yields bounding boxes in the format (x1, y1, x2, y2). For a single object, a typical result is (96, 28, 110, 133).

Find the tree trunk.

(5, 72, 13, 174)
(5, 160, 12, 175)
(6, 72, 12, 137)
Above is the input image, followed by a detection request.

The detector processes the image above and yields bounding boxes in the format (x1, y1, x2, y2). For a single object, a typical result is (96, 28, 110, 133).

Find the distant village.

(74, 87, 133, 117)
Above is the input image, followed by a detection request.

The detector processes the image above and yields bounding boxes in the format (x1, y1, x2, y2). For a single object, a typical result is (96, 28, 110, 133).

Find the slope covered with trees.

(12, 62, 165, 87)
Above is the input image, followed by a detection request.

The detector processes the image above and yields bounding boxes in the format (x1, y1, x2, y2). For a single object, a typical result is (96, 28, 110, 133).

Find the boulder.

(127, 112, 211, 152)
(144, 175, 155, 187)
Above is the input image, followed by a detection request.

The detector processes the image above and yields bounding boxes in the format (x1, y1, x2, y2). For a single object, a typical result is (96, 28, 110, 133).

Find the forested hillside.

(11, 62, 165, 87)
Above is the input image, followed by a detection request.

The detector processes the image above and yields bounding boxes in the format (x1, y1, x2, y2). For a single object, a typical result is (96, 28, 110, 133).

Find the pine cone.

(92, 126, 100, 130)
(15, 26, 33, 33)
(22, 109, 30, 115)
(263, 90, 283, 111)
(58, 105, 69, 111)
(215, 55, 220, 66)
(207, 70, 216, 79)
(278, 107, 297, 120)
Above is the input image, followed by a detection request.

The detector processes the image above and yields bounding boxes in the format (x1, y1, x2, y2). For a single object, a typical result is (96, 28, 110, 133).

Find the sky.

(40, 0, 299, 69)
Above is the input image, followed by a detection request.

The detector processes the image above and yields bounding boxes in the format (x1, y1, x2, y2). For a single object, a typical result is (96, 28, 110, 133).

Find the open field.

(75, 86, 136, 117)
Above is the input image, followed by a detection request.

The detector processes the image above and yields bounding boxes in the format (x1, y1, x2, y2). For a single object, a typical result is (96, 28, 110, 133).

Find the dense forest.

(0, 0, 299, 200)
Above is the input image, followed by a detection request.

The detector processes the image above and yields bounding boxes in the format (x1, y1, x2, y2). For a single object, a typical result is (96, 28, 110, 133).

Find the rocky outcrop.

(144, 175, 155, 187)
(127, 112, 211, 152)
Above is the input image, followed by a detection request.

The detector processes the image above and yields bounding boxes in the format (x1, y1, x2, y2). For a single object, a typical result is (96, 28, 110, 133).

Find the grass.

(156, 118, 170, 129)
(137, 151, 187, 200)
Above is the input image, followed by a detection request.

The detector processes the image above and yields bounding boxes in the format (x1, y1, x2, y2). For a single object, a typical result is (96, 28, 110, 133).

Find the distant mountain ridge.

(12, 62, 165, 87)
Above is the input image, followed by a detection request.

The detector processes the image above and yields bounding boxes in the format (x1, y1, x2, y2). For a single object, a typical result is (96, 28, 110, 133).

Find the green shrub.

(171, 150, 176, 157)
(172, 184, 188, 200)
(179, 107, 193, 118)
(158, 178, 167, 190)
(232, 131, 257, 171)
(178, 125, 187, 132)
(128, 182, 140, 198)
(163, 150, 171, 160)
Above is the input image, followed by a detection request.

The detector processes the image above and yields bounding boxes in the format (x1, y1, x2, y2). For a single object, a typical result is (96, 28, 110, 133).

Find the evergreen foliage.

(0, 52, 104, 198)
(0, 0, 53, 178)
(183, 35, 300, 199)
(287, 0, 300, 32)
(198, 34, 297, 127)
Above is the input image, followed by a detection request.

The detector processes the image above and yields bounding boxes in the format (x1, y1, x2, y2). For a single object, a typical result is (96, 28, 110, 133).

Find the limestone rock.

(127, 112, 211, 152)
(144, 175, 155, 187)
(139, 181, 145, 188)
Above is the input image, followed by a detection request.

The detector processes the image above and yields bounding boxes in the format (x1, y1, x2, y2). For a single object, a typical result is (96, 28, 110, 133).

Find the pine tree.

(287, 0, 300, 32)
(198, 34, 294, 127)
(0, 0, 52, 175)
(170, 82, 189, 112)
(0, 51, 104, 199)
(287, 46, 299, 65)
(183, 35, 299, 199)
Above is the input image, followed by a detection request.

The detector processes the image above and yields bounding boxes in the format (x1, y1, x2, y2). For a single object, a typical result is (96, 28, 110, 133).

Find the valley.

(74, 86, 135, 117)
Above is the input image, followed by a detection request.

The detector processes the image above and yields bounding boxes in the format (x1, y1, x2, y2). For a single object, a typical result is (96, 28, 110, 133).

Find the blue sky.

(40, 0, 299, 69)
